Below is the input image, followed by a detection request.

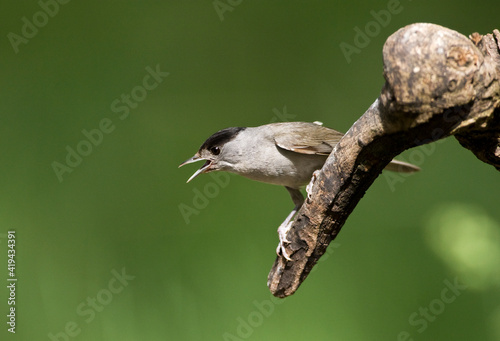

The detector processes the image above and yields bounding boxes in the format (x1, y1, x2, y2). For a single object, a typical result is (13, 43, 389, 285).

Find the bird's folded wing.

(274, 122, 344, 155)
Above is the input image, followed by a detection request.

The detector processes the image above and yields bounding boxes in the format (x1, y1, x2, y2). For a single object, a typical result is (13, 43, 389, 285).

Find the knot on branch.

(383, 24, 481, 111)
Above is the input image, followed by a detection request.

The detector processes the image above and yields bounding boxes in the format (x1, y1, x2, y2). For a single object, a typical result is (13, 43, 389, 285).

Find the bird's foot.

(306, 170, 321, 200)
(276, 220, 293, 261)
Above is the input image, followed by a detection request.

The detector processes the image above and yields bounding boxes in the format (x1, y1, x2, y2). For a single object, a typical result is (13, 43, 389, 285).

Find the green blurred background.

(1, 1, 499, 340)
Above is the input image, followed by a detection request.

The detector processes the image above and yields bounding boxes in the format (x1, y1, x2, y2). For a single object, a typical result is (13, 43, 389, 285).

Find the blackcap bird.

(179, 122, 419, 259)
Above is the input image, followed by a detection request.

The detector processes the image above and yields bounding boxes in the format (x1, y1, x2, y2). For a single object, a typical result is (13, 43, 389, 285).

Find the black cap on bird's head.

(179, 127, 246, 182)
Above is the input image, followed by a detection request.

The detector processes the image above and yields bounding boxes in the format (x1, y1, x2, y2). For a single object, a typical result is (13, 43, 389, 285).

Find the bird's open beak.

(178, 155, 212, 183)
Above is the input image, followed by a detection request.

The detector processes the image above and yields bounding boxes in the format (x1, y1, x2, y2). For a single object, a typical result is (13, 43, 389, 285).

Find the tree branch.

(268, 23, 500, 298)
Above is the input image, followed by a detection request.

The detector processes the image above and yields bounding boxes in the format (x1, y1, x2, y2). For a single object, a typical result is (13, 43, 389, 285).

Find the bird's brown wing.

(273, 122, 344, 155)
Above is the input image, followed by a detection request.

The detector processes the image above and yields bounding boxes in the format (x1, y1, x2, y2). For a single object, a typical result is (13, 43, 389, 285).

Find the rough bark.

(268, 23, 500, 298)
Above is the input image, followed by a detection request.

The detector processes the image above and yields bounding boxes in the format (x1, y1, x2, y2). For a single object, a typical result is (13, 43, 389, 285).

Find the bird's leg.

(276, 187, 304, 260)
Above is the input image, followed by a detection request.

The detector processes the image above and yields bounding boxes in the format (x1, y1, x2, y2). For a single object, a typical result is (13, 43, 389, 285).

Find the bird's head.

(179, 127, 246, 182)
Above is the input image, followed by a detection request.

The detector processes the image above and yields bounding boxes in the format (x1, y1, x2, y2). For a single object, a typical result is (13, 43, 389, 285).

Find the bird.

(179, 121, 420, 259)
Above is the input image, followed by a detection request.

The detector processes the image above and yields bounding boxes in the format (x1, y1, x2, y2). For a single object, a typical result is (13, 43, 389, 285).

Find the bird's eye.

(210, 146, 220, 155)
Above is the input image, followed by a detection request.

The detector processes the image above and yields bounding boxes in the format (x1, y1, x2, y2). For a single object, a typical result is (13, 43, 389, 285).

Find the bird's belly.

(235, 153, 327, 188)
